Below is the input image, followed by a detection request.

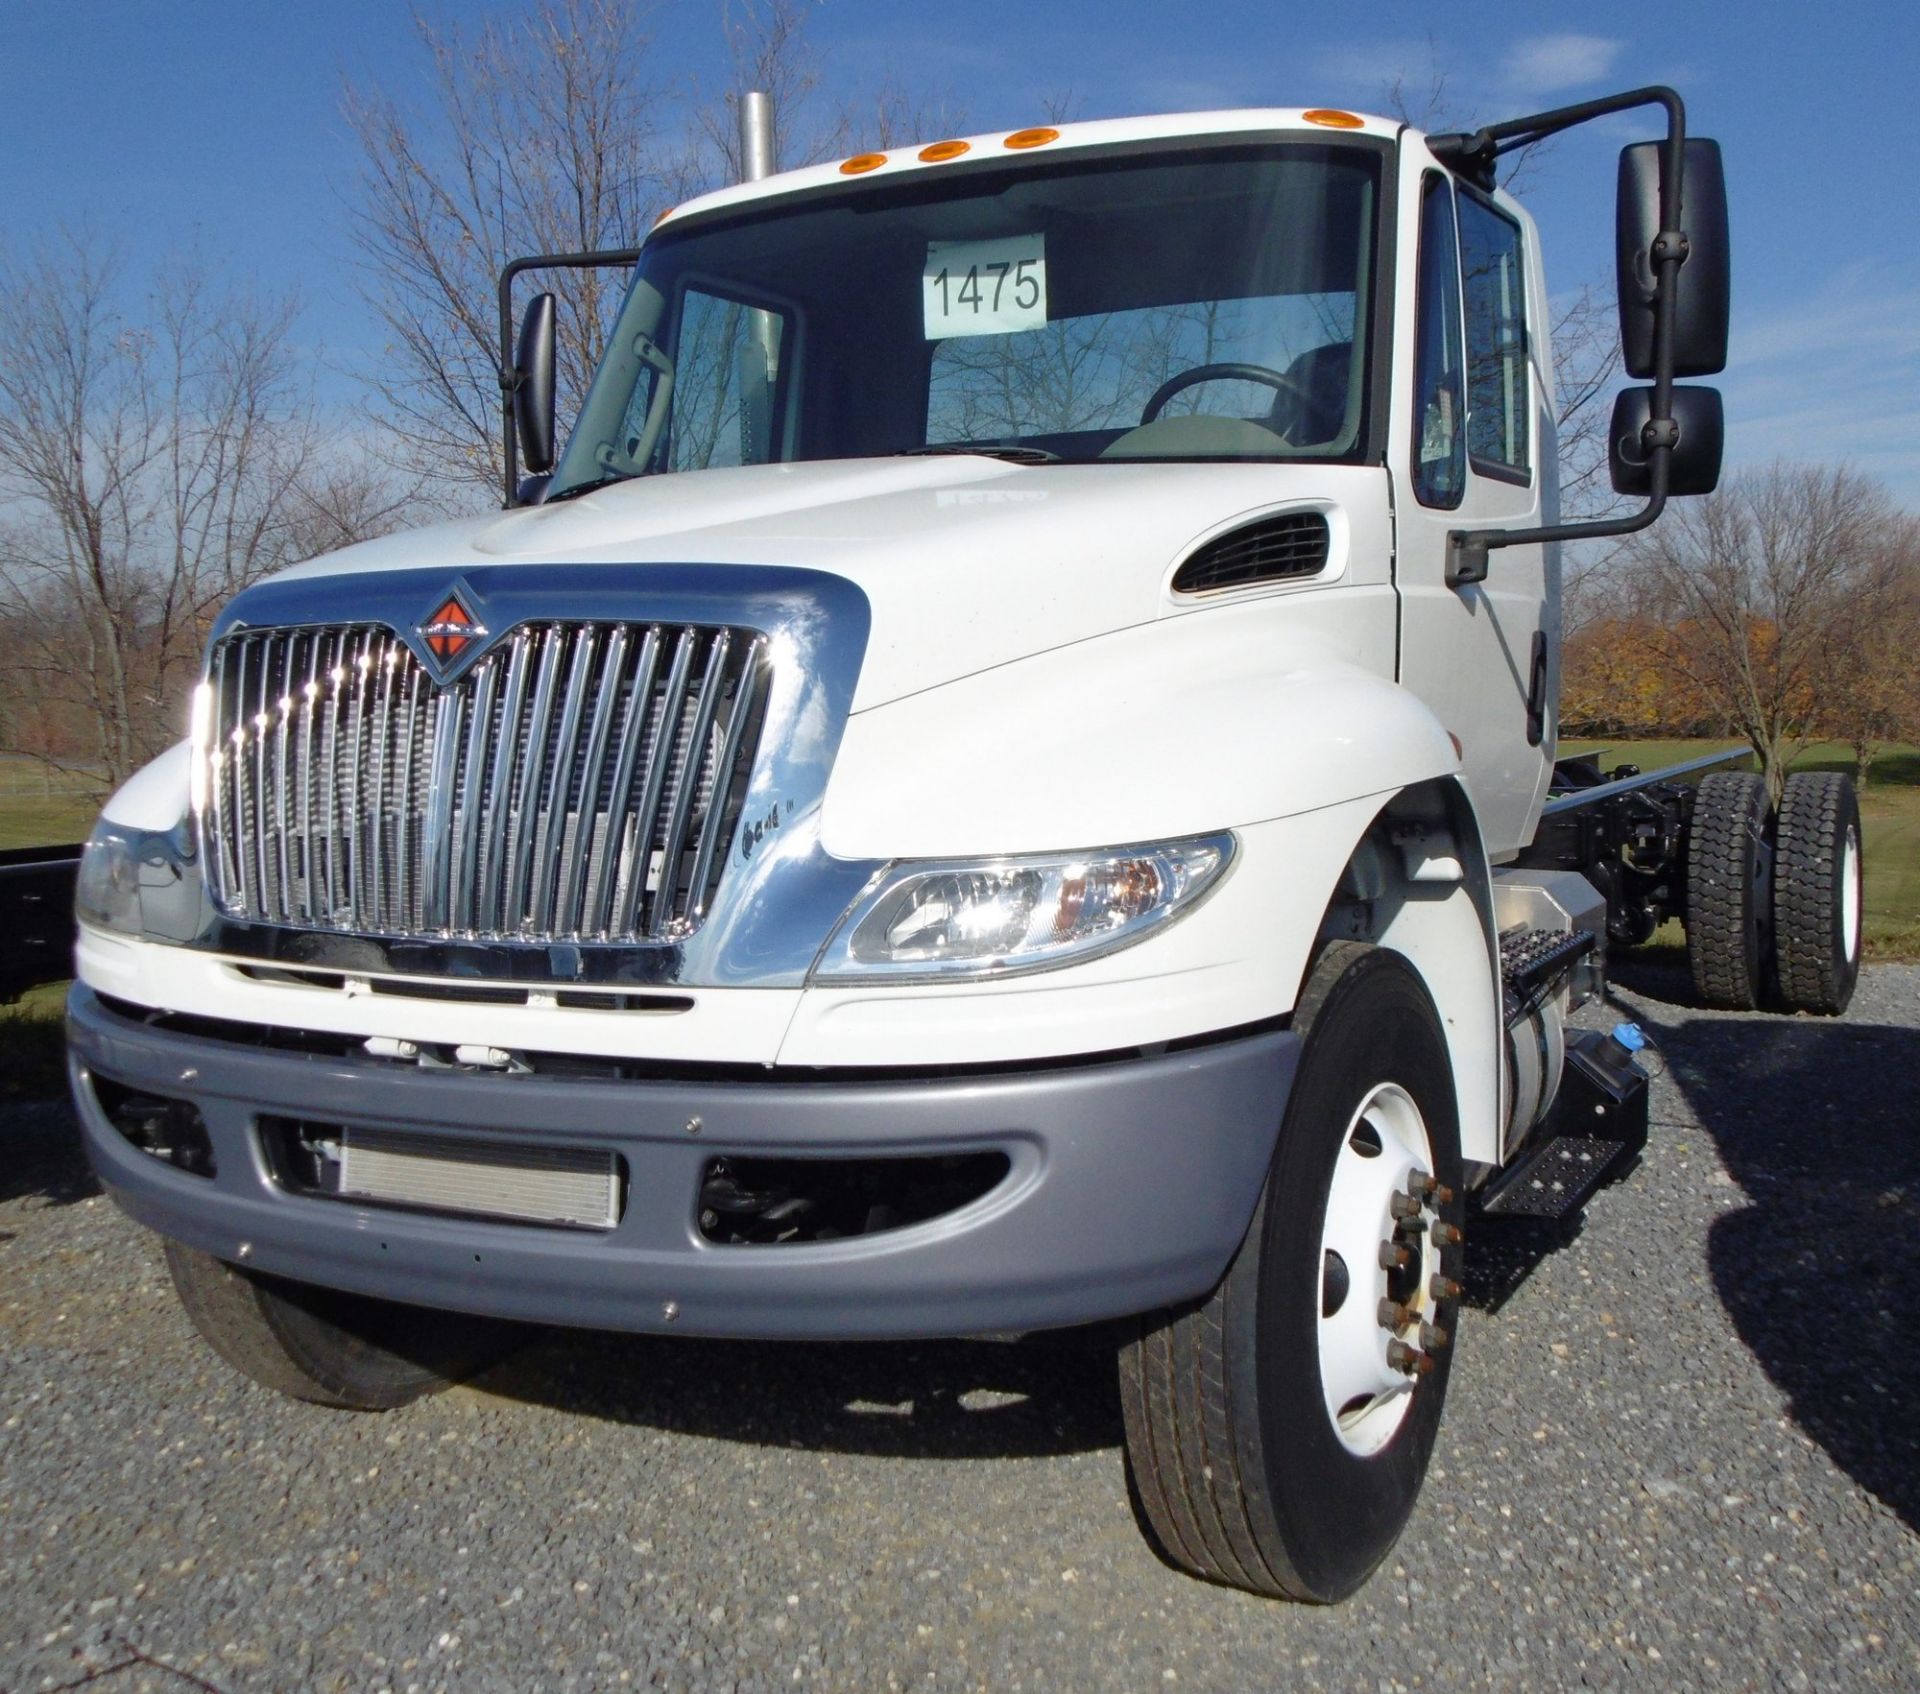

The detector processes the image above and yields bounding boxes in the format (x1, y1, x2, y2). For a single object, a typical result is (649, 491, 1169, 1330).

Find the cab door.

(1391, 161, 1557, 859)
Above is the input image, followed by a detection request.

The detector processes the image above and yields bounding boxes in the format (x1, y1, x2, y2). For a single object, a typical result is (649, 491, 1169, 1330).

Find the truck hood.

(271, 457, 1382, 711)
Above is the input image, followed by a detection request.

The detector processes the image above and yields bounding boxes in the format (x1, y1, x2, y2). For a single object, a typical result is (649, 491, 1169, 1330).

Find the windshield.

(549, 142, 1381, 499)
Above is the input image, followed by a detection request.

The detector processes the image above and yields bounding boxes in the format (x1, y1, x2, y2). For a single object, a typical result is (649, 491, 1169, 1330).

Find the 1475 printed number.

(923, 235, 1047, 340)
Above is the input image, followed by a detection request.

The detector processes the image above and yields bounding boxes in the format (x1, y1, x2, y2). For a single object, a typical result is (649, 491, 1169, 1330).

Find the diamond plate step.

(1478, 1132, 1635, 1218)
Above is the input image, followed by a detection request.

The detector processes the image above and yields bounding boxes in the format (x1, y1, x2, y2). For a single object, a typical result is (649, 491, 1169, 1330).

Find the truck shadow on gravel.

(0, 1094, 100, 1213)
(1611, 956, 1920, 1533)
(475, 1327, 1127, 1460)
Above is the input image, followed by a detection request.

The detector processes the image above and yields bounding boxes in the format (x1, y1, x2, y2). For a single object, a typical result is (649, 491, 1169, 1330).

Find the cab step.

(1477, 1127, 1636, 1218)
(1479, 1025, 1650, 1220)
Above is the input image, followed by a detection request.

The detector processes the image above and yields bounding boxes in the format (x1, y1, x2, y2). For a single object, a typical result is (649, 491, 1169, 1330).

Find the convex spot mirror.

(513, 290, 558, 476)
(1609, 385, 1724, 497)
(1617, 138, 1730, 379)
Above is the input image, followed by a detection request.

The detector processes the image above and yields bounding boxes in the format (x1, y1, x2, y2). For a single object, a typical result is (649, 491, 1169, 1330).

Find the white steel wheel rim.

(1316, 1081, 1437, 1457)
(1841, 827, 1862, 961)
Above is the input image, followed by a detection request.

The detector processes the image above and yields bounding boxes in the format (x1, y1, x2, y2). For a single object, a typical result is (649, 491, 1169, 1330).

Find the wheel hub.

(1315, 1082, 1456, 1456)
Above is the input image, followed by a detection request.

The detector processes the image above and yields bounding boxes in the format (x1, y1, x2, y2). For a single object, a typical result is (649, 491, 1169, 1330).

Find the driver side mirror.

(1616, 138, 1730, 378)
(513, 291, 558, 476)
(1609, 384, 1724, 497)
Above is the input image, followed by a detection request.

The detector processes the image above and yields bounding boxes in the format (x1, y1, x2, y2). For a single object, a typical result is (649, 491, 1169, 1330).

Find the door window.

(1410, 172, 1465, 508)
(1458, 192, 1530, 479)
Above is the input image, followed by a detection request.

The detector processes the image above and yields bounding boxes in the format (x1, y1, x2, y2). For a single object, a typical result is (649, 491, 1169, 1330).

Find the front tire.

(1118, 942, 1464, 1601)
(165, 1244, 520, 1410)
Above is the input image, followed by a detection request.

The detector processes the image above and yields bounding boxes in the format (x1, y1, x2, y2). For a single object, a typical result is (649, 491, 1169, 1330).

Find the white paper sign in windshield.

(923, 235, 1047, 340)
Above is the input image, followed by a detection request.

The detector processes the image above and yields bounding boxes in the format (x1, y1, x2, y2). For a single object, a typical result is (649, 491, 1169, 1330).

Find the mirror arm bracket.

(496, 245, 642, 510)
(1651, 229, 1691, 266)
(1436, 84, 1692, 585)
(1446, 465, 1672, 588)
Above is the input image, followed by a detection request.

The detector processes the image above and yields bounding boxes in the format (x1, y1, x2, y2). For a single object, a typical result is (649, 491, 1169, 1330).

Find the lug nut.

(1379, 1241, 1411, 1271)
(1407, 1173, 1455, 1206)
(1419, 1322, 1450, 1351)
(1389, 1192, 1423, 1220)
(1387, 1340, 1436, 1376)
(1378, 1298, 1417, 1330)
(1429, 1222, 1464, 1248)
(1430, 1275, 1464, 1302)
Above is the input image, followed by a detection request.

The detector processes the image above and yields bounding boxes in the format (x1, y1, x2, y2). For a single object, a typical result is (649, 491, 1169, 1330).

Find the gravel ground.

(3, 965, 1917, 1694)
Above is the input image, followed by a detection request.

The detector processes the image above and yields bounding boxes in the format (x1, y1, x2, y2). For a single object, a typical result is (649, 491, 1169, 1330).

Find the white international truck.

(67, 87, 1866, 1601)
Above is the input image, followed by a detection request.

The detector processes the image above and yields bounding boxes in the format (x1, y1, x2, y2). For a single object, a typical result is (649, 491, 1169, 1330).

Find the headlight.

(75, 825, 144, 935)
(75, 820, 204, 941)
(812, 833, 1234, 982)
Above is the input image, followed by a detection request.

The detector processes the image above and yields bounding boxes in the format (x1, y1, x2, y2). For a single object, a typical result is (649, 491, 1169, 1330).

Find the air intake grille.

(1171, 511, 1330, 594)
(203, 621, 769, 943)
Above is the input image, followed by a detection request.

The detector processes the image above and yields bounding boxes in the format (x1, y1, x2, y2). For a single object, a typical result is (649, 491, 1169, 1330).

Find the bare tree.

(1623, 463, 1906, 796)
(690, 1, 966, 176)
(345, 0, 966, 499)
(0, 237, 405, 792)
(693, 0, 822, 179)
(342, 0, 677, 497)
(1810, 510, 1920, 782)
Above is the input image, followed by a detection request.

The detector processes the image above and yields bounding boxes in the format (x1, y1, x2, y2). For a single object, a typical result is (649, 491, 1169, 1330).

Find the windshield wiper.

(895, 444, 1062, 464)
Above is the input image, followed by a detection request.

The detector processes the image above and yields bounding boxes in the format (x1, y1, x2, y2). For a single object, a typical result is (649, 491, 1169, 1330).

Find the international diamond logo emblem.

(418, 591, 486, 666)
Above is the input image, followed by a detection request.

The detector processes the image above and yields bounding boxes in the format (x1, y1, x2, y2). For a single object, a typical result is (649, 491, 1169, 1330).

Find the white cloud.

(1313, 38, 1437, 93)
(1501, 34, 1625, 99)
(1717, 264, 1920, 508)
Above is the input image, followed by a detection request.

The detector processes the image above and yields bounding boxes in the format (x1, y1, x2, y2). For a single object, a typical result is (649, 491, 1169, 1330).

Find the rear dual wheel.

(1686, 771, 1772, 1009)
(1118, 943, 1463, 1602)
(1686, 769, 1864, 1015)
(1772, 771, 1864, 1014)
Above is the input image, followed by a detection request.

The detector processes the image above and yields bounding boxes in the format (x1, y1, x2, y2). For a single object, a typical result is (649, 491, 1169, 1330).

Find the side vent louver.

(1172, 511, 1330, 595)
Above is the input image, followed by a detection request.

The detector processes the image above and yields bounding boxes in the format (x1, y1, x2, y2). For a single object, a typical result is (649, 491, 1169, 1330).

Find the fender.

(97, 741, 192, 832)
(1359, 778, 1506, 1171)
(820, 602, 1459, 858)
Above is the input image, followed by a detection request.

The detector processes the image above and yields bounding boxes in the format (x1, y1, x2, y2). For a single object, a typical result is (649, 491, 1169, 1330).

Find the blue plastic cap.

(1611, 1021, 1647, 1053)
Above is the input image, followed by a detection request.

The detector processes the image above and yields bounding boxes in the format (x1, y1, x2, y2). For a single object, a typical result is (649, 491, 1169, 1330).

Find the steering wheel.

(1139, 361, 1310, 426)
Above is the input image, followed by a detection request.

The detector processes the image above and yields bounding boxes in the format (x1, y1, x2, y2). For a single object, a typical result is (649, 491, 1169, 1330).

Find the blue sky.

(4, 0, 1916, 503)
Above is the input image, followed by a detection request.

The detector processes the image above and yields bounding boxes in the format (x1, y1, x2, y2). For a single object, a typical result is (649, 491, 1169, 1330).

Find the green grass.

(0, 795, 98, 851)
(0, 981, 70, 1098)
(1563, 737, 1920, 962)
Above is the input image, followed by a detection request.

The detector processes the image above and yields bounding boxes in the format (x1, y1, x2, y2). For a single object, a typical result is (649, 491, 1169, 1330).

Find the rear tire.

(1686, 771, 1771, 1009)
(1772, 771, 1864, 1014)
(1118, 942, 1463, 1602)
(165, 1243, 519, 1410)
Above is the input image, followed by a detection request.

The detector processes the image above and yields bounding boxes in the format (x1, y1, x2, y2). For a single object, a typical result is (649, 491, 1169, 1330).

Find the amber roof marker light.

(839, 152, 888, 175)
(1003, 127, 1060, 150)
(1302, 108, 1366, 129)
(918, 139, 972, 162)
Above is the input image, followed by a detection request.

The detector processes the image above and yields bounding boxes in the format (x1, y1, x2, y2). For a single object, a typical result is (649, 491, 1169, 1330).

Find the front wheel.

(165, 1244, 521, 1410)
(1118, 942, 1464, 1601)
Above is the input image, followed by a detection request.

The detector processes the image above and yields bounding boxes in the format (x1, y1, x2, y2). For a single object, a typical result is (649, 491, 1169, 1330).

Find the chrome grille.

(203, 621, 769, 942)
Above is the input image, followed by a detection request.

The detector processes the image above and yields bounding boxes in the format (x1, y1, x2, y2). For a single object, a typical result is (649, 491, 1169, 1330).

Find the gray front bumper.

(68, 986, 1297, 1340)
